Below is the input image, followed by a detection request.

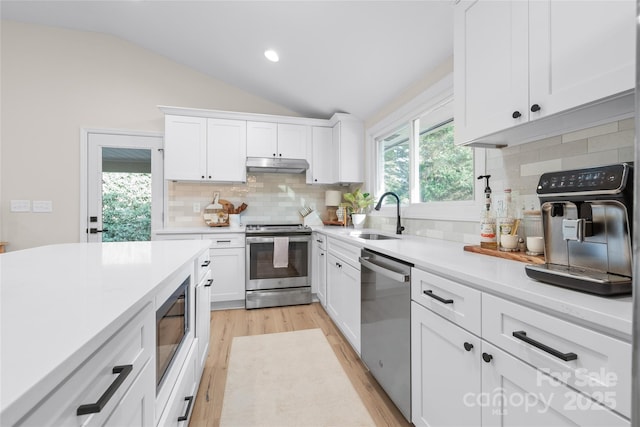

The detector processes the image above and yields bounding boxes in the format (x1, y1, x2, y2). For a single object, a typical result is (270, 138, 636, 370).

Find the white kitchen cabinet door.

(206, 119, 247, 182)
(528, 0, 635, 120)
(164, 115, 208, 180)
(326, 253, 342, 323)
(195, 270, 212, 374)
(332, 119, 364, 183)
(246, 121, 277, 158)
(210, 247, 245, 303)
(311, 235, 327, 306)
(277, 123, 308, 159)
(453, 0, 529, 145)
(325, 252, 360, 354)
(481, 341, 629, 427)
(411, 302, 481, 427)
(309, 126, 334, 184)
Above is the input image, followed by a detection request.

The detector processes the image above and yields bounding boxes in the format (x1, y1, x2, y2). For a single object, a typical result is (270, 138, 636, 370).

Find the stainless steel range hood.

(246, 157, 309, 174)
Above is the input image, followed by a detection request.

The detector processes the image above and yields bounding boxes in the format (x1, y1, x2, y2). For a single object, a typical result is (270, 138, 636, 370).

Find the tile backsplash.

(369, 117, 635, 243)
(167, 174, 345, 227)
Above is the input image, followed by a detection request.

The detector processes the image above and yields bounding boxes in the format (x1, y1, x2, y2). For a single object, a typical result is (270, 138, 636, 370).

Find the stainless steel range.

(245, 223, 312, 309)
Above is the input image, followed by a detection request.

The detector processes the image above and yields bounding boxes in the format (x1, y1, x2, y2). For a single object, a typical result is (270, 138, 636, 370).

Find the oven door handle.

(246, 236, 311, 244)
(359, 257, 410, 283)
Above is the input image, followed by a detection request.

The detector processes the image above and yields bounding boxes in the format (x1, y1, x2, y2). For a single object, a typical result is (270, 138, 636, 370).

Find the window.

(374, 92, 482, 220)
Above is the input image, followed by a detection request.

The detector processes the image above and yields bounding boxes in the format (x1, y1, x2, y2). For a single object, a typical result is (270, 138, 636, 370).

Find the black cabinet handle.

(279, 153, 282, 157)
(177, 395, 194, 422)
(530, 104, 541, 112)
(512, 111, 521, 119)
(463, 342, 474, 351)
(314, 179, 318, 182)
(423, 290, 454, 304)
(201, 260, 211, 267)
(205, 279, 213, 287)
(273, 153, 276, 157)
(512, 331, 577, 361)
(89, 228, 109, 234)
(201, 175, 205, 179)
(482, 353, 493, 363)
(77, 365, 133, 415)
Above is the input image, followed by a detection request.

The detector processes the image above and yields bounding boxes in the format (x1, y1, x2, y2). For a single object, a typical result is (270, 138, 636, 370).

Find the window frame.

(366, 74, 486, 222)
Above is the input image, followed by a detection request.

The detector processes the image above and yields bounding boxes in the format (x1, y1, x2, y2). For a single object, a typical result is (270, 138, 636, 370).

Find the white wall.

(1, 21, 297, 251)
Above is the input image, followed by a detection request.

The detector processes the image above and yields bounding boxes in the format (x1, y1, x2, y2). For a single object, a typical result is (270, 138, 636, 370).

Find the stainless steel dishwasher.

(359, 248, 412, 422)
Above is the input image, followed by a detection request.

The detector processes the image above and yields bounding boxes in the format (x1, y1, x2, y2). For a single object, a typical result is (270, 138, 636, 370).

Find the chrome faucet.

(374, 192, 405, 235)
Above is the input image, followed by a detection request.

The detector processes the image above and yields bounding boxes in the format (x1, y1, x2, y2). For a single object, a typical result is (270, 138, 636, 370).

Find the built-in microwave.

(156, 276, 190, 389)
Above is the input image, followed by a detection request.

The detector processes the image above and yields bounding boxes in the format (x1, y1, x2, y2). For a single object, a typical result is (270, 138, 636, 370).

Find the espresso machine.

(525, 163, 633, 296)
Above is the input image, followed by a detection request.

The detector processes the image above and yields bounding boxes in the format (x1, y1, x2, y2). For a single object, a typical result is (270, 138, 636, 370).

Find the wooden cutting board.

(463, 245, 545, 264)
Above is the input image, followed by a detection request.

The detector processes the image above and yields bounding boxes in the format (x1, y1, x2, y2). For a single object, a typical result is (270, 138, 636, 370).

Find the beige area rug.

(219, 328, 376, 427)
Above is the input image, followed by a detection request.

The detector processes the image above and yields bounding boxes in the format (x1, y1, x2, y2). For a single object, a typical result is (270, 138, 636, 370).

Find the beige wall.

(1, 21, 297, 251)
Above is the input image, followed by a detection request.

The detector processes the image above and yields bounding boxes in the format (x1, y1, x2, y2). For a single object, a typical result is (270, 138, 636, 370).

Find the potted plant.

(343, 188, 374, 229)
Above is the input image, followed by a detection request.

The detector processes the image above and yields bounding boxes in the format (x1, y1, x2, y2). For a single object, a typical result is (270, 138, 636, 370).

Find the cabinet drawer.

(195, 250, 211, 283)
(313, 233, 326, 250)
(154, 233, 203, 241)
(156, 344, 198, 427)
(18, 304, 154, 426)
(411, 268, 481, 336)
(205, 233, 245, 248)
(482, 293, 631, 418)
(327, 237, 360, 269)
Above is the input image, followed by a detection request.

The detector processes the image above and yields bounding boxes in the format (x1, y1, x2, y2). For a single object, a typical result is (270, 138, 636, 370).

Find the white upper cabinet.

(454, 0, 635, 146)
(332, 116, 364, 183)
(207, 119, 247, 182)
(246, 121, 308, 159)
(277, 123, 308, 159)
(164, 114, 246, 182)
(164, 115, 208, 181)
(246, 121, 277, 157)
(308, 126, 334, 184)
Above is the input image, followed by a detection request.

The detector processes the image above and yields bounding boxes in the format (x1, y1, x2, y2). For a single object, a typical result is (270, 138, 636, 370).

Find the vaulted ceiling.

(2, 1, 454, 120)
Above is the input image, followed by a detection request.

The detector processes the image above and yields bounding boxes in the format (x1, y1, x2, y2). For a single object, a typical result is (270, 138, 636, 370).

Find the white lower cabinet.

(156, 343, 199, 427)
(326, 251, 361, 354)
(411, 302, 481, 427)
(16, 303, 155, 427)
(312, 233, 327, 306)
(195, 269, 212, 373)
(411, 267, 630, 427)
(210, 246, 245, 303)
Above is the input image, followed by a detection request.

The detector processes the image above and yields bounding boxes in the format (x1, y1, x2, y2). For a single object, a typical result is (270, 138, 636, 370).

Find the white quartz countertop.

(0, 240, 211, 417)
(315, 226, 633, 340)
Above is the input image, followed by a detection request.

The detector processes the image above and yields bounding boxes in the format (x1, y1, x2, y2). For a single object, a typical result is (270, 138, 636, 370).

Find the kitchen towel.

(273, 236, 289, 268)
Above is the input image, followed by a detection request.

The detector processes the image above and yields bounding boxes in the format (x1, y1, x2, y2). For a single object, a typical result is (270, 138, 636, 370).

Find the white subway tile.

(587, 129, 634, 152)
(562, 122, 618, 143)
(520, 159, 562, 177)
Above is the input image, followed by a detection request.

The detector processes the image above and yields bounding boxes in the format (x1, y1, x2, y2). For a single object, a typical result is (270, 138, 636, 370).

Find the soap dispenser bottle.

(478, 175, 496, 249)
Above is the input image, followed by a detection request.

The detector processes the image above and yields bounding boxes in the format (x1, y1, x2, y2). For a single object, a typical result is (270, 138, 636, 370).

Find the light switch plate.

(32, 200, 53, 213)
(193, 203, 201, 213)
(10, 200, 30, 212)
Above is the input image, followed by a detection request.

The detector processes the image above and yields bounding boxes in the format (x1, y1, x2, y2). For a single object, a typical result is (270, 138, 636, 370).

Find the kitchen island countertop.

(0, 240, 211, 421)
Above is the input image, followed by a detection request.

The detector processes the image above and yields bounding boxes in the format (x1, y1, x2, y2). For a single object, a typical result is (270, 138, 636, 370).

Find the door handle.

(177, 396, 194, 422)
(423, 290, 454, 304)
(359, 257, 410, 282)
(88, 228, 109, 234)
(512, 331, 578, 361)
(77, 365, 132, 415)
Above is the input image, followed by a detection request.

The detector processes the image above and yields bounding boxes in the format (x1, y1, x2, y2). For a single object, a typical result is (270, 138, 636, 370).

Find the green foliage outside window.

(102, 173, 151, 242)
(381, 120, 473, 205)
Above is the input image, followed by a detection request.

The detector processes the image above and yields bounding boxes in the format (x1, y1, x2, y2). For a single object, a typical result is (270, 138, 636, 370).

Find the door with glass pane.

(86, 132, 163, 243)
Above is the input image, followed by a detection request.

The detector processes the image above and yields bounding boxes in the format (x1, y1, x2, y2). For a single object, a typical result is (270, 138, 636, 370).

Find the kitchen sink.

(354, 233, 399, 240)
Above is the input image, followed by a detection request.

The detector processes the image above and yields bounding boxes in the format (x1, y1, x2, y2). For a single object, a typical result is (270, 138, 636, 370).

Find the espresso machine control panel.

(536, 163, 629, 195)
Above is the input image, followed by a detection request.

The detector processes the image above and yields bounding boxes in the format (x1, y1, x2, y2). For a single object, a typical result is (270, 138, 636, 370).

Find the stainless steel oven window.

(248, 240, 309, 280)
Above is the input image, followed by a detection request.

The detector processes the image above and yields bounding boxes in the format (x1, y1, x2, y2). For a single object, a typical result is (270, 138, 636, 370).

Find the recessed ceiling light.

(264, 50, 279, 63)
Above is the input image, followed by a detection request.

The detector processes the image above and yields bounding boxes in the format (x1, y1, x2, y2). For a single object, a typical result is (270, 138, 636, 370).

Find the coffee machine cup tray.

(525, 263, 631, 296)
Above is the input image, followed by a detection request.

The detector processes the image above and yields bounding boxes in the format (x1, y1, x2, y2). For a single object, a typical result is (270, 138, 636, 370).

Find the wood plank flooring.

(189, 303, 411, 427)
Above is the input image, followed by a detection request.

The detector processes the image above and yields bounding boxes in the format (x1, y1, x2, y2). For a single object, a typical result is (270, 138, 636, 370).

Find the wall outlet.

(193, 203, 201, 213)
(10, 200, 30, 212)
(33, 200, 53, 213)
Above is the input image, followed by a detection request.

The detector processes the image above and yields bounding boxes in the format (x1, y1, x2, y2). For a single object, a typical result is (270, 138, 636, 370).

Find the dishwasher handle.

(359, 256, 410, 283)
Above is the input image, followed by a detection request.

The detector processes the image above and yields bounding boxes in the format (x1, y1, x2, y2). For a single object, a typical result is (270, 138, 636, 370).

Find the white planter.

(351, 214, 366, 229)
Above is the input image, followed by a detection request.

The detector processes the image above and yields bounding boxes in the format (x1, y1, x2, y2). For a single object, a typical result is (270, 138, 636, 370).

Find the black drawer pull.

(205, 279, 213, 287)
(423, 290, 454, 304)
(77, 364, 133, 415)
(178, 396, 194, 422)
(201, 260, 211, 267)
(512, 331, 578, 361)
(482, 352, 493, 363)
(463, 342, 474, 351)
(216, 240, 231, 244)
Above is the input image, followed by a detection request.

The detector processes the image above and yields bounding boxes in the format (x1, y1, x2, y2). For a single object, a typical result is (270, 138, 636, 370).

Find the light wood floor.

(189, 302, 412, 427)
